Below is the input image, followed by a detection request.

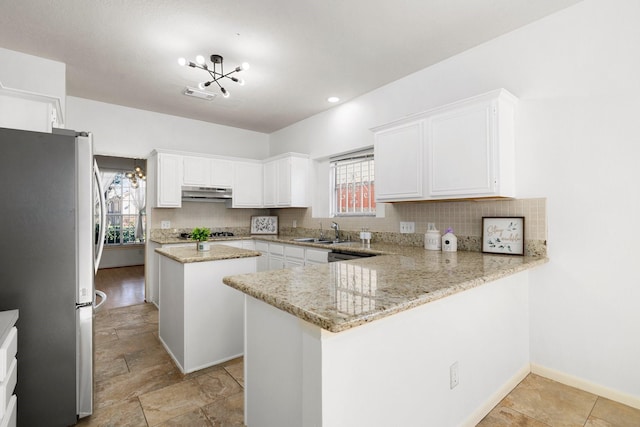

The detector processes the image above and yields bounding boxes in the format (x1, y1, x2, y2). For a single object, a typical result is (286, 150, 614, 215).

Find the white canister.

(441, 229, 457, 252)
(425, 231, 441, 250)
(424, 223, 441, 250)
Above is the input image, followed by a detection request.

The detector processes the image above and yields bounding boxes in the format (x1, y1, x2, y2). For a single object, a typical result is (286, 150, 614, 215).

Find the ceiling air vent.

(183, 86, 217, 101)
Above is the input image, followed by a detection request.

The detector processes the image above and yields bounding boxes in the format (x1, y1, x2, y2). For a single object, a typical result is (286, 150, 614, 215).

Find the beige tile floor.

(79, 266, 640, 426)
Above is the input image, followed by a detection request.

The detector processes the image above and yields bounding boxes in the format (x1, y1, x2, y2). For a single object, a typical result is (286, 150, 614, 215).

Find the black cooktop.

(179, 231, 235, 239)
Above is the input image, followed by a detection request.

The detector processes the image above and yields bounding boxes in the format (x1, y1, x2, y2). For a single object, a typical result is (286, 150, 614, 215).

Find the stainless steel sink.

(292, 237, 355, 245)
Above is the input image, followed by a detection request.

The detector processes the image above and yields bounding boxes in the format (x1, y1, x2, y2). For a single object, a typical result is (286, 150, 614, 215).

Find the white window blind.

(330, 149, 376, 217)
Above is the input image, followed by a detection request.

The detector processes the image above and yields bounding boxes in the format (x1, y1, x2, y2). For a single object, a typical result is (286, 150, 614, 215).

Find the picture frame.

(250, 216, 278, 235)
(482, 217, 525, 255)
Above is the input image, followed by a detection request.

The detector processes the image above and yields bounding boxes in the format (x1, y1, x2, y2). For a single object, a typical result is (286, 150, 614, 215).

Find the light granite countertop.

(155, 245, 261, 264)
(222, 249, 547, 333)
(151, 234, 390, 256)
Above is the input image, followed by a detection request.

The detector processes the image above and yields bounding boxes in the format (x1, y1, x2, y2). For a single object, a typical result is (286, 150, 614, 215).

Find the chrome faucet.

(331, 221, 340, 241)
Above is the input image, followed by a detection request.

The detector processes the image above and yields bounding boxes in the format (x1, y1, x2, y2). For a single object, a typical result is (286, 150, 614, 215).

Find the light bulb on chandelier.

(178, 54, 248, 99)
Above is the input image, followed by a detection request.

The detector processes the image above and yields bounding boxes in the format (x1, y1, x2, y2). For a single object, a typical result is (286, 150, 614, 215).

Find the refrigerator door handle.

(94, 289, 107, 311)
(76, 305, 93, 418)
(94, 160, 107, 274)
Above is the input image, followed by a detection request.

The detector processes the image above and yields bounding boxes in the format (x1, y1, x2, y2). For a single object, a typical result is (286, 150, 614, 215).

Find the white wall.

(99, 246, 144, 269)
(270, 0, 640, 404)
(66, 96, 269, 159)
(0, 47, 66, 113)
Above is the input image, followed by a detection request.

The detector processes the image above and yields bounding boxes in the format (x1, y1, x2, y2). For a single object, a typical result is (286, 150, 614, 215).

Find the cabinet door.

(284, 258, 304, 268)
(305, 248, 329, 264)
(183, 156, 210, 186)
(157, 153, 182, 207)
(427, 102, 495, 197)
(276, 157, 292, 206)
(263, 160, 277, 207)
(374, 120, 424, 201)
(232, 162, 263, 207)
(289, 156, 309, 207)
(269, 255, 285, 270)
(210, 159, 234, 188)
(256, 253, 269, 272)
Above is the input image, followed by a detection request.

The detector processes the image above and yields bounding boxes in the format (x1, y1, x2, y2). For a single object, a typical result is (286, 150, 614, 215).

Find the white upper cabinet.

(151, 150, 308, 209)
(373, 120, 424, 201)
(426, 91, 516, 198)
(232, 161, 263, 208)
(183, 156, 234, 188)
(152, 152, 183, 208)
(372, 89, 517, 202)
(263, 160, 277, 207)
(183, 156, 210, 186)
(210, 159, 234, 187)
(263, 154, 309, 208)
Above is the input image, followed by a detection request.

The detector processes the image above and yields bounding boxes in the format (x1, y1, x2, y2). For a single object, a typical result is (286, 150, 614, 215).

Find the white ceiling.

(0, 0, 581, 134)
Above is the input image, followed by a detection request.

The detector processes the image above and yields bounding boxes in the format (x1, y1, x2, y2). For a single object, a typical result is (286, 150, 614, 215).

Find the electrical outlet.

(161, 220, 171, 229)
(292, 220, 297, 228)
(450, 361, 459, 389)
(400, 221, 415, 234)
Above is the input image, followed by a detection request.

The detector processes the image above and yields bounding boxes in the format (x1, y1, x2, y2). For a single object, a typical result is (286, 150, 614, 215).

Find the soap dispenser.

(424, 223, 441, 251)
(441, 228, 457, 252)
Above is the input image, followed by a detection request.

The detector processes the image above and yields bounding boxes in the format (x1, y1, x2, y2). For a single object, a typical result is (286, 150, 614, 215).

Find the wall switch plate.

(292, 220, 297, 228)
(161, 220, 171, 229)
(400, 222, 415, 234)
(450, 361, 459, 389)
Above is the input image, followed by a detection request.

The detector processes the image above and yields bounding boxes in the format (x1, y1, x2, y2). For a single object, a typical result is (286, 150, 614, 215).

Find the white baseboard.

(461, 364, 531, 427)
(531, 363, 640, 410)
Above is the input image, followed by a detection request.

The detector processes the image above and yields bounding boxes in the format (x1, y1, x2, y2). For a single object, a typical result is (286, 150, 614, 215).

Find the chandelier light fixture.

(125, 162, 146, 189)
(178, 54, 250, 98)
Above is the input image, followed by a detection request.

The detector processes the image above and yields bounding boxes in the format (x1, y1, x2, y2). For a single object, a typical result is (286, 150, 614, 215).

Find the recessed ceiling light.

(327, 96, 340, 103)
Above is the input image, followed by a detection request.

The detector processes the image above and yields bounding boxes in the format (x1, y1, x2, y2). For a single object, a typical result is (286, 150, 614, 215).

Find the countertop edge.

(155, 247, 261, 264)
(223, 256, 548, 333)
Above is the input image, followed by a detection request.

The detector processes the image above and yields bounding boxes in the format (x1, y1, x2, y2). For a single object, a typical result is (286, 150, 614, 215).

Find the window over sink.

(330, 149, 376, 217)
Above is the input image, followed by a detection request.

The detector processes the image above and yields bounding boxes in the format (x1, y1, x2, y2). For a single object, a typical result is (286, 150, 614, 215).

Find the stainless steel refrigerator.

(0, 126, 106, 426)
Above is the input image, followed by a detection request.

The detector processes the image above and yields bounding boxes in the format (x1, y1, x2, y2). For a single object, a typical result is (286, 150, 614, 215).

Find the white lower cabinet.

(268, 243, 285, 270)
(158, 255, 256, 373)
(256, 241, 330, 270)
(305, 248, 330, 265)
(255, 241, 270, 272)
(284, 245, 305, 268)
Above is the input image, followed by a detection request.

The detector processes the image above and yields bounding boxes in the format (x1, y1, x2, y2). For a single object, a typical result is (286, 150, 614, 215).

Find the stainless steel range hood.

(181, 186, 232, 202)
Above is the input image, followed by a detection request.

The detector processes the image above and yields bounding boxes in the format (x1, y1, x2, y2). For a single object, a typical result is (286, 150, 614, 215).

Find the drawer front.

(0, 358, 16, 420)
(0, 394, 16, 427)
(306, 249, 329, 264)
(255, 241, 269, 252)
(284, 246, 305, 260)
(242, 240, 255, 250)
(0, 328, 17, 382)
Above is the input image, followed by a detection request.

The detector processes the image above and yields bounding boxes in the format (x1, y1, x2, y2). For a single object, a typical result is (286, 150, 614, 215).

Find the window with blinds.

(330, 149, 376, 217)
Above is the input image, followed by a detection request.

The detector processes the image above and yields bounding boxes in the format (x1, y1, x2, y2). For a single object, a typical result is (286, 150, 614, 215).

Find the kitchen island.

(223, 250, 547, 427)
(155, 244, 260, 373)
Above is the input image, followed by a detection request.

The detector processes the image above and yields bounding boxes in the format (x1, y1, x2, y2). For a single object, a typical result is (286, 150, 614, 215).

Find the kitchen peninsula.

(155, 244, 260, 373)
(223, 249, 547, 427)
